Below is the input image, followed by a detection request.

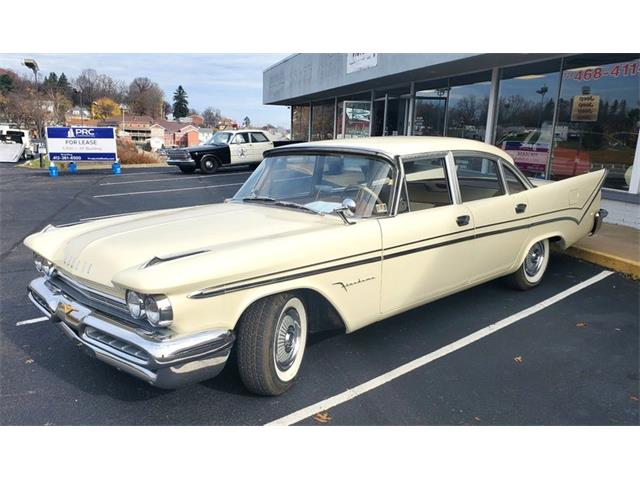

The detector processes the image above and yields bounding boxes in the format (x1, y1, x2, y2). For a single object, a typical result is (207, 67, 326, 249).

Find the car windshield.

(233, 154, 395, 218)
(207, 132, 233, 144)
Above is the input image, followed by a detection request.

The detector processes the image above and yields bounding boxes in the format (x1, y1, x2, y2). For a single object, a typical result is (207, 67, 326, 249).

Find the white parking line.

(266, 270, 615, 426)
(100, 171, 249, 186)
(16, 316, 49, 326)
(93, 183, 244, 198)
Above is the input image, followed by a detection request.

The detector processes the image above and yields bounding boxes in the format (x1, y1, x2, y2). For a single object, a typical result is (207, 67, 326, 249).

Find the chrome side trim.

(589, 208, 608, 236)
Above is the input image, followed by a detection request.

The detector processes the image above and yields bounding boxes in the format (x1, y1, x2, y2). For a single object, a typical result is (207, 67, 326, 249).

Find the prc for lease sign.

(46, 127, 117, 162)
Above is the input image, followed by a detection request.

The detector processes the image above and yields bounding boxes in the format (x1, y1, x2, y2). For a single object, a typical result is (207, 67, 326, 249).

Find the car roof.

(279, 136, 514, 163)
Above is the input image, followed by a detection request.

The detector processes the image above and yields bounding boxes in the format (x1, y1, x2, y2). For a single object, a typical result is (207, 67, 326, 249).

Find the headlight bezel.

(126, 290, 145, 319)
(126, 290, 173, 328)
(143, 294, 173, 328)
(33, 253, 55, 276)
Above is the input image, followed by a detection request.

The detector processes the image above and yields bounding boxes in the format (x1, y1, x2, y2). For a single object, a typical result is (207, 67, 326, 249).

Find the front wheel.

(507, 239, 550, 290)
(200, 156, 220, 174)
(236, 293, 308, 396)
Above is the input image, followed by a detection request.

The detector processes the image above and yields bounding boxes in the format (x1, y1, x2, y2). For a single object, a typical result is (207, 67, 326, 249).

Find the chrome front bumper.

(27, 276, 235, 389)
(589, 208, 608, 236)
(166, 158, 196, 166)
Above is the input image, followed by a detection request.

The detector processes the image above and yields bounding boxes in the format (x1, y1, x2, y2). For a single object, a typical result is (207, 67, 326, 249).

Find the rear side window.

(400, 157, 452, 212)
(251, 132, 269, 143)
(454, 155, 504, 202)
(502, 165, 528, 194)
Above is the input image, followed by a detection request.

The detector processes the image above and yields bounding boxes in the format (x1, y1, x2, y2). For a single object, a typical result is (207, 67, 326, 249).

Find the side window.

(399, 157, 452, 212)
(454, 155, 504, 202)
(250, 132, 269, 143)
(502, 164, 528, 194)
(232, 133, 249, 144)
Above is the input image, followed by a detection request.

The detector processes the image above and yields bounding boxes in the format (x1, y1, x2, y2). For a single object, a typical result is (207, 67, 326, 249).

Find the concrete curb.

(563, 245, 640, 279)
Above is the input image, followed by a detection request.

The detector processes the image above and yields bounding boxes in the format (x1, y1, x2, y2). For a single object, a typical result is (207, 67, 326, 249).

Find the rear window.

(251, 132, 269, 143)
(454, 155, 504, 202)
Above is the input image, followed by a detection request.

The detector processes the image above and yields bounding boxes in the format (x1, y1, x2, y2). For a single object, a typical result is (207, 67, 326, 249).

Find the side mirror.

(333, 198, 357, 225)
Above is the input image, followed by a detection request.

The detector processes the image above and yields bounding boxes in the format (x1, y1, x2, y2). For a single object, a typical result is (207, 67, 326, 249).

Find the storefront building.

(263, 54, 639, 226)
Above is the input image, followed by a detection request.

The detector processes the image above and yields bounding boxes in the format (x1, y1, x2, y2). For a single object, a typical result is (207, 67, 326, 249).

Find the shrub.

(116, 139, 161, 164)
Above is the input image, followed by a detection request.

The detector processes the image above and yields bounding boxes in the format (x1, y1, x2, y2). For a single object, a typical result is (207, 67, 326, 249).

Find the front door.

(379, 154, 475, 314)
(229, 132, 250, 163)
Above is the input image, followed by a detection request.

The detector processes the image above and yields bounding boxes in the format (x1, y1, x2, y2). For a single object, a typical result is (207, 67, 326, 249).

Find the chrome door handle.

(515, 203, 527, 214)
(456, 215, 470, 226)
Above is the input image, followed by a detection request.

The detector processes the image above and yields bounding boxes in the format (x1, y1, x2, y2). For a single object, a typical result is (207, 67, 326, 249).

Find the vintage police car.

(25, 137, 607, 395)
(165, 129, 295, 174)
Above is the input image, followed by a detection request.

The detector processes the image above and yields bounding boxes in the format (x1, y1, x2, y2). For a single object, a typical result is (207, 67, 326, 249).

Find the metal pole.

(407, 82, 416, 135)
(546, 57, 565, 181)
(80, 90, 84, 126)
(484, 67, 500, 145)
(333, 97, 338, 139)
(382, 94, 388, 136)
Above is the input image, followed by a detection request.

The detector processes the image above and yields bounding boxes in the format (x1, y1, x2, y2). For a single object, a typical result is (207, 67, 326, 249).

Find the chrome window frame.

(395, 151, 457, 213)
(500, 159, 533, 194)
(449, 150, 509, 203)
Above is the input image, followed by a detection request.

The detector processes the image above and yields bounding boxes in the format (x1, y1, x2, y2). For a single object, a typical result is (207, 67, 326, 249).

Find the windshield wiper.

(240, 195, 277, 203)
(273, 201, 320, 215)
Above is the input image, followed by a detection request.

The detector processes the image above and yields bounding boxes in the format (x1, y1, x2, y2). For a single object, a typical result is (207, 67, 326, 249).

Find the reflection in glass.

(495, 60, 561, 178)
(342, 101, 372, 138)
(413, 88, 448, 136)
(551, 56, 639, 190)
(291, 105, 310, 141)
(311, 102, 335, 141)
(447, 81, 490, 141)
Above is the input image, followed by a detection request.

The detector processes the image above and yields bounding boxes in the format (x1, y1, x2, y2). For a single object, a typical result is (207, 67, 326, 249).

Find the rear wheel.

(178, 165, 196, 174)
(507, 239, 550, 290)
(200, 156, 220, 174)
(236, 292, 308, 396)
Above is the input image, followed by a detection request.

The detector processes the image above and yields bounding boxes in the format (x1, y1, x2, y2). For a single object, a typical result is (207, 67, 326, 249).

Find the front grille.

(167, 149, 189, 160)
(85, 326, 150, 362)
(30, 288, 53, 314)
(47, 274, 147, 328)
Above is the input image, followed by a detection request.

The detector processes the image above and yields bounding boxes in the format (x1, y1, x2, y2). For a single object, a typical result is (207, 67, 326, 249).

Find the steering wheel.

(344, 184, 385, 216)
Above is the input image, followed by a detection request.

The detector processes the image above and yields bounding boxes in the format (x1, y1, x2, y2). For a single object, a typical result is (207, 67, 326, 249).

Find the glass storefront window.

(495, 59, 562, 178)
(447, 72, 491, 141)
(413, 86, 448, 136)
(291, 105, 310, 141)
(311, 101, 335, 141)
(551, 55, 639, 190)
(339, 101, 372, 138)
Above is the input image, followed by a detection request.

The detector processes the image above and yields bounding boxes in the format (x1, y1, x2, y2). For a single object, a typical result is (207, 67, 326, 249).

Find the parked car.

(165, 129, 298, 174)
(24, 137, 607, 395)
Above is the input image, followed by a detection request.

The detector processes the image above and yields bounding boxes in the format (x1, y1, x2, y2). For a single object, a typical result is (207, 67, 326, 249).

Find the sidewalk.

(563, 223, 640, 279)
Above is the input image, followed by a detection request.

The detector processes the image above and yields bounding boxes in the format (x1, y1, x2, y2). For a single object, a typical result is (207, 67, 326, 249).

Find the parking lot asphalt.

(1, 164, 638, 426)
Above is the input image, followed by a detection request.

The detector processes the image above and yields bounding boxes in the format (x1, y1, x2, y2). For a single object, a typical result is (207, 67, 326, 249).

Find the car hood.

(24, 202, 340, 293)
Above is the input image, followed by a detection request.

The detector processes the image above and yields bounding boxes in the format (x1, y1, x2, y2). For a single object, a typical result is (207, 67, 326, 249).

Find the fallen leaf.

(25, 358, 34, 365)
(473, 416, 481, 422)
(576, 322, 588, 328)
(513, 356, 523, 364)
(313, 411, 332, 424)
(630, 395, 639, 402)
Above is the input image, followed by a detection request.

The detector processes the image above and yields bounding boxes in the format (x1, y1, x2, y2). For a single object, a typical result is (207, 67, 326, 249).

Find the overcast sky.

(0, 53, 290, 127)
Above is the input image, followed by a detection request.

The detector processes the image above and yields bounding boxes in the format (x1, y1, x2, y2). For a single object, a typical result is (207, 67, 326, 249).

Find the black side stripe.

(191, 172, 605, 299)
(189, 255, 382, 299)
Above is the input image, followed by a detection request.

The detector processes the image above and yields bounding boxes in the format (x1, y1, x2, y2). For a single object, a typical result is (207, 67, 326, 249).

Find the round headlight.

(33, 253, 43, 272)
(126, 291, 144, 319)
(144, 295, 172, 327)
(42, 259, 55, 277)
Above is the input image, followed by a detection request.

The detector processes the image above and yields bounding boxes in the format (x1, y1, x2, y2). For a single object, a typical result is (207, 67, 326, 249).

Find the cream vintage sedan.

(24, 137, 607, 395)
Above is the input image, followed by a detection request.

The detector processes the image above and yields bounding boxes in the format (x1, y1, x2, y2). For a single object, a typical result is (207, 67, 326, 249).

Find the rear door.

(451, 152, 529, 280)
(249, 131, 272, 163)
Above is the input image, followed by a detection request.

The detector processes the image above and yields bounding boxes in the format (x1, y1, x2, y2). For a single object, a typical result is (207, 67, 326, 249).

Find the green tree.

(172, 85, 189, 120)
(57, 73, 70, 92)
(242, 116, 251, 127)
(0, 74, 15, 94)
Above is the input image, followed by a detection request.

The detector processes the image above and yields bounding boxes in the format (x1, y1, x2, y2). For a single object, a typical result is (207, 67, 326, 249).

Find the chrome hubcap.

(525, 241, 545, 277)
(274, 307, 301, 371)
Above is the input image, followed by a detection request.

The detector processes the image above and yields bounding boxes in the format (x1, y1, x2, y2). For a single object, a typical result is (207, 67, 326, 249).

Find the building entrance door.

(413, 89, 449, 136)
(372, 95, 409, 137)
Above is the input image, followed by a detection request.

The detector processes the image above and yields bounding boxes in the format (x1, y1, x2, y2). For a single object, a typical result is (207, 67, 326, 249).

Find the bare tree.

(202, 107, 222, 127)
(127, 77, 164, 118)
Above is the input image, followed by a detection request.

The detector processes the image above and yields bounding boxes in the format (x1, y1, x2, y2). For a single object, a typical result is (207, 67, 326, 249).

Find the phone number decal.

(563, 61, 639, 81)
